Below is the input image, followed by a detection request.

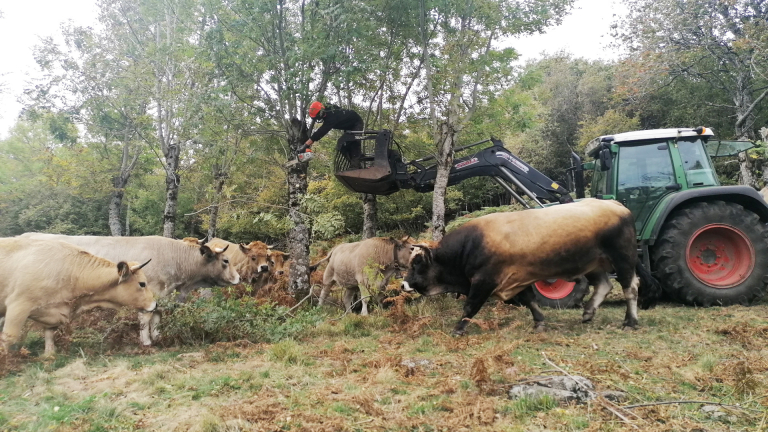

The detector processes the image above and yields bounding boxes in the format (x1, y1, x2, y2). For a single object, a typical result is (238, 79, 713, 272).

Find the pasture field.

(1, 290, 767, 432)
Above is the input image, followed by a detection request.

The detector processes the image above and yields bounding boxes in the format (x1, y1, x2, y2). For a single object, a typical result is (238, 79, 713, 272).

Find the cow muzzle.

(144, 301, 158, 313)
(259, 265, 269, 273)
(401, 281, 414, 293)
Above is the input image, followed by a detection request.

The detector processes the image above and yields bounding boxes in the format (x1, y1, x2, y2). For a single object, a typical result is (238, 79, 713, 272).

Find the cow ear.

(282, 253, 290, 259)
(117, 261, 131, 281)
(200, 244, 214, 257)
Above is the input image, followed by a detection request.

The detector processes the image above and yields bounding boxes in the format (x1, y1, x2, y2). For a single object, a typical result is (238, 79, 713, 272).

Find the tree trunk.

(208, 173, 226, 239)
(734, 72, 759, 188)
(108, 188, 125, 236)
(163, 143, 181, 238)
(287, 118, 311, 298)
(362, 194, 377, 239)
(431, 122, 457, 242)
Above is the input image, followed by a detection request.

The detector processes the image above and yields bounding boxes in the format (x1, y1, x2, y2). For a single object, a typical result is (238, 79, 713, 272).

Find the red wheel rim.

(685, 224, 755, 288)
(534, 279, 575, 300)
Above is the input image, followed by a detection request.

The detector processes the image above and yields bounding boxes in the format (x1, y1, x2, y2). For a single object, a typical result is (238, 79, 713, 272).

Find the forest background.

(0, 0, 767, 295)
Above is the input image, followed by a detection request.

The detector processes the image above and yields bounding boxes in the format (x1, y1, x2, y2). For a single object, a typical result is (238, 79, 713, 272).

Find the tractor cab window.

(591, 159, 612, 197)
(678, 139, 717, 187)
(616, 141, 675, 233)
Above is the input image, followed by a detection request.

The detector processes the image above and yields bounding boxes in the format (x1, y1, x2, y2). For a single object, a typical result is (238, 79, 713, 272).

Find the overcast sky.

(0, 0, 627, 139)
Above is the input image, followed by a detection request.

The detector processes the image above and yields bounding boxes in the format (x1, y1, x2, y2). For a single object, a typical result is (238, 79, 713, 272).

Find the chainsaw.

(284, 148, 314, 168)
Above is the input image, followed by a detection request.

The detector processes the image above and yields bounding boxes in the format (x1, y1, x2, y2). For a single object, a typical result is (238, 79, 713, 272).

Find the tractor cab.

(582, 127, 755, 234)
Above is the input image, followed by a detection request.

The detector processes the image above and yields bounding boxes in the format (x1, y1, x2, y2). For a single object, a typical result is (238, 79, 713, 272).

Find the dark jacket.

(310, 106, 364, 142)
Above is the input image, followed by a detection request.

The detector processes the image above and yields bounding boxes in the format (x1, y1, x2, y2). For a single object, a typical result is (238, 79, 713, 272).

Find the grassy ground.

(1, 291, 767, 432)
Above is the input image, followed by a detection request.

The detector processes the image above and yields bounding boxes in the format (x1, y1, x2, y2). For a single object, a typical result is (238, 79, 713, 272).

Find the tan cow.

(312, 237, 414, 315)
(0, 238, 155, 355)
(18, 233, 240, 345)
(760, 186, 768, 203)
(206, 238, 271, 284)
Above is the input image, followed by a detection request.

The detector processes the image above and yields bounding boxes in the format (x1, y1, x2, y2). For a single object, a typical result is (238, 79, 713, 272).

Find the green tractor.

(329, 127, 767, 309)
(553, 126, 768, 307)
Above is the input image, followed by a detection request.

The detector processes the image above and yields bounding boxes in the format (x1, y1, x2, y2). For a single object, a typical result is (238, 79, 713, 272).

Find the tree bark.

(108, 134, 140, 236)
(287, 118, 311, 298)
(734, 71, 759, 188)
(208, 170, 226, 239)
(362, 193, 377, 239)
(108, 188, 125, 236)
(162, 142, 181, 238)
(431, 122, 457, 241)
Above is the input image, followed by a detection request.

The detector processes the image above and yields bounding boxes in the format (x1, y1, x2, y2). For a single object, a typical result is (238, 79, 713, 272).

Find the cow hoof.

(451, 329, 466, 337)
(581, 312, 594, 323)
(533, 324, 545, 333)
(622, 325, 638, 331)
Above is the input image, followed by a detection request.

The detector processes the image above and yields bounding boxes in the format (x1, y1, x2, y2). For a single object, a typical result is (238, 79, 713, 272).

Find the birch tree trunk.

(431, 118, 458, 241)
(735, 72, 758, 188)
(208, 170, 227, 239)
(162, 142, 181, 238)
(108, 131, 140, 236)
(287, 118, 311, 297)
(362, 194, 377, 239)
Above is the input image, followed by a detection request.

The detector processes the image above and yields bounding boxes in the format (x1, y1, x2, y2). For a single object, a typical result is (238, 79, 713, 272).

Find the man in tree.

(298, 101, 365, 167)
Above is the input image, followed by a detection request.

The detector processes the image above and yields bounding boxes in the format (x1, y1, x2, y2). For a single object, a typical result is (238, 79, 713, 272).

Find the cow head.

(401, 244, 438, 295)
(237, 241, 271, 283)
(267, 250, 291, 276)
(392, 236, 416, 268)
(109, 259, 157, 313)
(200, 244, 241, 285)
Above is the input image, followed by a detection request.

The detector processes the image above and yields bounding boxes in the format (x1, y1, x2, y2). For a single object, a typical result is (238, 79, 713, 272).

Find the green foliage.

(159, 292, 325, 346)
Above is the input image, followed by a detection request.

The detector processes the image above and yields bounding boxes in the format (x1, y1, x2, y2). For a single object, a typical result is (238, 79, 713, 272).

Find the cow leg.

(342, 287, 360, 313)
(620, 274, 640, 330)
(44, 328, 57, 356)
(318, 284, 332, 306)
(358, 284, 372, 316)
(0, 307, 31, 350)
(582, 272, 612, 323)
(138, 311, 153, 346)
(513, 286, 546, 332)
(454, 279, 495, 336)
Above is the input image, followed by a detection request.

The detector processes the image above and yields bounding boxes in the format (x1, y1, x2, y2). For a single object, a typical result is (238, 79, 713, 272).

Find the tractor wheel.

(532, 278, 590, 309)
(651, 201, 768, 306)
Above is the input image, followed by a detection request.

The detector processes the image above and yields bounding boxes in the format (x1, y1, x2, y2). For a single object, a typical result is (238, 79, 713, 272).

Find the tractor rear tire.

(651, 201, 768, 306)
(532, 278, 590, 309)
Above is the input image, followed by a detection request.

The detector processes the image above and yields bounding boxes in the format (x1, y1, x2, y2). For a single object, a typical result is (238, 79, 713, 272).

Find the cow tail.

(309, 251, 333, 272)
(636, 261, 661, 310)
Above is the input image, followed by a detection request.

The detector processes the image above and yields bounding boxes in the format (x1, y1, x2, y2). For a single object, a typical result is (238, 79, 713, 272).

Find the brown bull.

(0, 238, 155, 355)
(402, 199, 661, 335)
(19, 233, 239, 345)
(313, 237, 414, 315)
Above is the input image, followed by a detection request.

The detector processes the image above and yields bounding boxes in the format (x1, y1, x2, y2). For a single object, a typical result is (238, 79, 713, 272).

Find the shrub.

(159, 292, 325, 346)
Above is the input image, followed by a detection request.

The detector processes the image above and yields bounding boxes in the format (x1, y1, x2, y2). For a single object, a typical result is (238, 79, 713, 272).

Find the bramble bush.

(159, 292, 326, 346)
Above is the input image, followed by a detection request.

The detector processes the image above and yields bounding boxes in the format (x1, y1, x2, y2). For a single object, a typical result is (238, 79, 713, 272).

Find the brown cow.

(402, 199, 661, 335)
(313, 237, 414, 315)
(206, 238, 272, 284)
(0, 238, 155, 355)
(18, 233, 239, 345)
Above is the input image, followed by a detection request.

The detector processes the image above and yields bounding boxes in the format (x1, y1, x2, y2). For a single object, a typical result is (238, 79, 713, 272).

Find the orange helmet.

(308, 101, 325, 119)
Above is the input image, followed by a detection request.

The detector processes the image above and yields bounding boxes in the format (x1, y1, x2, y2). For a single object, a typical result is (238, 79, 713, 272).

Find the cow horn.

(131, 259, 152, 272)
(214, 245, 229, 253)
(267, 244, 276, 249)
